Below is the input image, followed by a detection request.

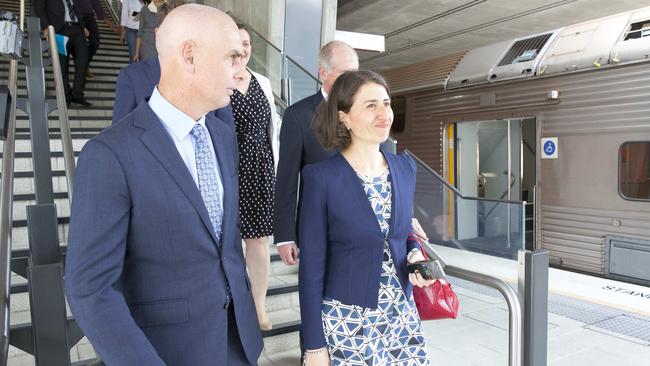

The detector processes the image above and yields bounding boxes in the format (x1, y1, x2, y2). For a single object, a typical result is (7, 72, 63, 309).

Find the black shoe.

(70, 97, 92, 107)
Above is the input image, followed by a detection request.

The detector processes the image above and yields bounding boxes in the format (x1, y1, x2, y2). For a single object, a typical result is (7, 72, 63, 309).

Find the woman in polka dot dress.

(230, 24, 281, 331)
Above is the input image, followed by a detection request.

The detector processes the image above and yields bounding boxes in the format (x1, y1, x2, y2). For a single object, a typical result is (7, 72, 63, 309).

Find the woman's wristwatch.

(407, 248, 421, 263)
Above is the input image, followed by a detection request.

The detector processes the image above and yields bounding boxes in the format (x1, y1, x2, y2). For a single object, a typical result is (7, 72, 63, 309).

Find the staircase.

(1, 1, 301, 365)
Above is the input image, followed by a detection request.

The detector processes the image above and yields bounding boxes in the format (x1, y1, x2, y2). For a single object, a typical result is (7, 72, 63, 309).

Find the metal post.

(25, 17, 55, 205)
(518, 250, 549, 366)
(21, 17, 70, 366)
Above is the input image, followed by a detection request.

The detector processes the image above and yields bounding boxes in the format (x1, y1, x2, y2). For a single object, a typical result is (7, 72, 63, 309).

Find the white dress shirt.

(120, 0, 142, 29)
(148, 87, 224, 214)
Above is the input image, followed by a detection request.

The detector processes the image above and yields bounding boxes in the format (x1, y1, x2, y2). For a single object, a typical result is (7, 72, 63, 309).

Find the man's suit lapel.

(135, 102, 221, 247)
(205, 115, 237, 249)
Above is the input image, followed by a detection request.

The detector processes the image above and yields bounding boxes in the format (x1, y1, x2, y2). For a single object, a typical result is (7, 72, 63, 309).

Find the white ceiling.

(336, 0, 650, 71)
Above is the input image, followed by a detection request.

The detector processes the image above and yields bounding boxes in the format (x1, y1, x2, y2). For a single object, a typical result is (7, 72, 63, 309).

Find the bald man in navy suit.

(65, 6, 262, 365)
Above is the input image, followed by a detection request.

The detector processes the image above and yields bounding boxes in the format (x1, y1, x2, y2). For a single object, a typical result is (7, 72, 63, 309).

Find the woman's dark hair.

(315, 70, 390, 150)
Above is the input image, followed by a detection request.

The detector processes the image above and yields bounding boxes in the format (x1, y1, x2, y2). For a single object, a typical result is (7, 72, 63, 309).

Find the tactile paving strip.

(449, 276, 650, 343)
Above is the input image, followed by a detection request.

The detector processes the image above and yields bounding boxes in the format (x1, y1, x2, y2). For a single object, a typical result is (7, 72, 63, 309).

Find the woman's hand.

(407, 249, 426, 264)
(409, 271, 435, 288)
(408, 250, 435, 287)
(303, 348, 330, 366)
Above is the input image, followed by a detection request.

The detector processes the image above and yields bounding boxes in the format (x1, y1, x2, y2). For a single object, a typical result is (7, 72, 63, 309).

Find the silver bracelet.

(304, 347, 327, 355)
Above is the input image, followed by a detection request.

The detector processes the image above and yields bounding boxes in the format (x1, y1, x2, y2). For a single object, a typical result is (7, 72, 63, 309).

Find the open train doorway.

(448, 117, 537, 249)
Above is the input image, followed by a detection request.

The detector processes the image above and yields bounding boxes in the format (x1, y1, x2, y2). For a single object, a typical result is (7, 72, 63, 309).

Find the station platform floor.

(260, 245, 650, 366)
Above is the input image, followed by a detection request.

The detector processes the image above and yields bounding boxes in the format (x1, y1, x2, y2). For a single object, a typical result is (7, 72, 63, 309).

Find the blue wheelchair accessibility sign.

(541, 137, 558, 159)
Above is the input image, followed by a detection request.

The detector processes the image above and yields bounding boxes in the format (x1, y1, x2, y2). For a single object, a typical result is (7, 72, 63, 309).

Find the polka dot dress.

(230, 75, 275, 239)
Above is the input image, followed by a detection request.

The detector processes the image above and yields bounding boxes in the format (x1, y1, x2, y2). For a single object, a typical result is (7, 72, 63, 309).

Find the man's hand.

(84, 28, 90, 38)
(41, 29, 49, 40)
(277, 242, 299, 265)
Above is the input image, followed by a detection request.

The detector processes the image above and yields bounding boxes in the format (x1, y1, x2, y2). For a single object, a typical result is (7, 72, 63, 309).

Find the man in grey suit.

(64, 5, 263, 365)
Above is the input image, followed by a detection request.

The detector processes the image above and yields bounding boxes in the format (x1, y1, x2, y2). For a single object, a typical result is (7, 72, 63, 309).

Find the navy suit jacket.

(32, 0, 86, 31)
(298, 151, 420, 349)
(65, 102, 263, 365)
(112, 57, 235, 126)
(273, 91, 334, 244)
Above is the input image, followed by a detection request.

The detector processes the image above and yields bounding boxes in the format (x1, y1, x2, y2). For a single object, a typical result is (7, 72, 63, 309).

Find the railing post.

(16, 17, 71, 366)
(518, 250, 549, 366)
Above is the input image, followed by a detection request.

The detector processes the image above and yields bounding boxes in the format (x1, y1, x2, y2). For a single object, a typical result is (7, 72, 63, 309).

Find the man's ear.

(318, 66, 327, 83)
(180, 40, 197, 73)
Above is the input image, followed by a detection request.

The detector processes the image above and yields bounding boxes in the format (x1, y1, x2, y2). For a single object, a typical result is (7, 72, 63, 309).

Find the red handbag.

(410, 236, 459, 320)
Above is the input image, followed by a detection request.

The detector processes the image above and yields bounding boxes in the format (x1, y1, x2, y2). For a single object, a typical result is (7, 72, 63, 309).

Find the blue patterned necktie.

(190, 124, 224, 245)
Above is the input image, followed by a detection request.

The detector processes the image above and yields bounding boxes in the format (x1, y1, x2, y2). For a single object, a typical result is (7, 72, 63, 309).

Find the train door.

(448, 117, 536, 249)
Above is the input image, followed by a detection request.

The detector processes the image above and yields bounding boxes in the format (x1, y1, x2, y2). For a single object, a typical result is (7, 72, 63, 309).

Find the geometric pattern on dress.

(357, 171, 392, 237)
(190, 124, 224, 245)
(321, 171, 429, 365)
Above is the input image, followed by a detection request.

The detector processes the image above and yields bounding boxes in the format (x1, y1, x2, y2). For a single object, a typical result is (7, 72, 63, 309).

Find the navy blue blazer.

(298, 151, 420, 349)
(65, 102, 263, 365)
(273, 91, 335, 244)
(112, 57, 235, 126)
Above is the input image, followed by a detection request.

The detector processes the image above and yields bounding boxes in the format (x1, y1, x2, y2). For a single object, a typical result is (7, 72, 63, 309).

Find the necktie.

(190, 124, 224, 245)
(64, 0, 78, 23)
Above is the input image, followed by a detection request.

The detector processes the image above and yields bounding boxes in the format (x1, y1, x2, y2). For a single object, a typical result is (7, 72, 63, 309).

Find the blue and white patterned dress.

(321, 170, 429, 366)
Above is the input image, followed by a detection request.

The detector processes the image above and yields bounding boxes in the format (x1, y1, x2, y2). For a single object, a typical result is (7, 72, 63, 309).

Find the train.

(382, 6, 650, 285)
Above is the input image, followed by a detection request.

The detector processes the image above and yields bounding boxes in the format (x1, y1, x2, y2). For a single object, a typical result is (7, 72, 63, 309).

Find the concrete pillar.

(321, 0, 338, 45)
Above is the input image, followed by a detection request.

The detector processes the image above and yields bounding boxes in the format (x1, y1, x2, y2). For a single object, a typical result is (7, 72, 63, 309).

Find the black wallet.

(407, 259, 446, 280)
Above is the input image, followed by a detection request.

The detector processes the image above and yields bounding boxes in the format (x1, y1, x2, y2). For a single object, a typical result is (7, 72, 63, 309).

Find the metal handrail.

(103, 0, 121, 23)
(0, 2, 24, 364)
(285, 54, 320, 84)
(273, 92, 288, 112)
(225, 11, 283, 54)
(0, 58, 18, 366)
(406, 149, 525, 205)
(47, 26, 76, 199)
(421, 241, 522, 366)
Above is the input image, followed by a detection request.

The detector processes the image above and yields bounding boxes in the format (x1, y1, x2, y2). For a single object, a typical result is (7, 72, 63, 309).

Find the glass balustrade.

(285, 56, 320, 105)
(406, 150, 523, 365)
(406, 150, 525, 277)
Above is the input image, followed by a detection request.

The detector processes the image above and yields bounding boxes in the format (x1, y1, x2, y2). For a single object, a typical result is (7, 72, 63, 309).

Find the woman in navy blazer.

(299, 70, 432, 366)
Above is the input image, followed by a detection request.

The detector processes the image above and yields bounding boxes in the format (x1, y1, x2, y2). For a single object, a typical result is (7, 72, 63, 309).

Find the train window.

(624, 20, 650, 40)
(391, 96, 406, 134)
(619, 142, 650, 201)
